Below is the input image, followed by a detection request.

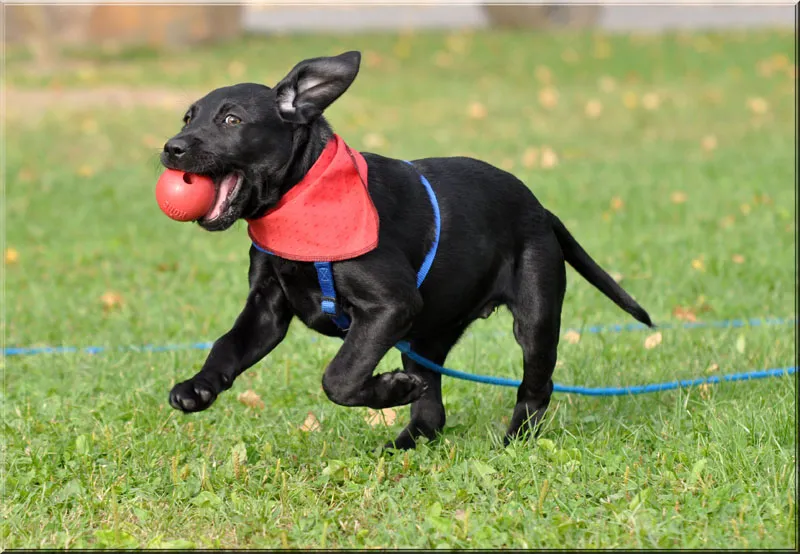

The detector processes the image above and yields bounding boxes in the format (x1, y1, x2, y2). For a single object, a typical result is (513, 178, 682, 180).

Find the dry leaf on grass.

(522, 147, 539, 168)
(731, 254, 745, 264)
(747, 97, 769, 114)
(672, 306, 697, 322)
(538, 88, 559, 109)
(100, 291, 124, 311)
(467, 101, 487, 120)
(365, 408, 397, 427)
(740, 203, 752, 215)
(706, 363, 719, 373)
(642, 92, 661, 110)
(623, 92, 638, 109)
(691, 258, 705, 272)
(701, 135, 718, 152)
(237, 389, 264, 410)
(5, 248, 19, 264)
(610, 196, 625, 211)
(77, 165, 95, 178)
(644, 332, 663, 350)
(300, 412, 321, 432)
(563, 330, 581, 345)
(671, 191, 688, 204)
(540, 148, 558, 169)
(585, 99, 603, 118)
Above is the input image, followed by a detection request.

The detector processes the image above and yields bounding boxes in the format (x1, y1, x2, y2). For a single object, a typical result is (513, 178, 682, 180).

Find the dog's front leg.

(169, 272, 292, 413)
(322, 302, 425, 410)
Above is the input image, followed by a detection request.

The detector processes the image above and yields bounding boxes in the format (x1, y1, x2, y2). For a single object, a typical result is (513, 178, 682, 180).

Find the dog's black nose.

(164, 138, 188, 158)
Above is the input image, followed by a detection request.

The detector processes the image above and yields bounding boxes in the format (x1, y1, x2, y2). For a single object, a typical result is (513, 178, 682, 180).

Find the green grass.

(3, 29, 797, 549)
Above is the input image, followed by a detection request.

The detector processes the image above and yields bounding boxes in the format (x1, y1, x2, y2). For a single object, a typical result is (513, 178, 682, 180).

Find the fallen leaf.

(563, 330, 581, 344)
(701, 135, 718, 152)
(706, 363, 719, 373)
(540, 148, 558, 169)
(644, 332, 663, 349)
(77, 165, 94, 177)
(228, 60, 247, 78)
(5, 248, 19, 264)
(454, 509, 468, 521)
(363, 133, 386, 149)
(642, 92, 661, 110)
(365, 408, 397, 427)
(623, 92, 638, 109)
(610, 196, 625, 211)
(237, 389, 264, 410)
(100, 291, 124, 311)
(585, 99, 603, 118)
(522, 147, 539, 168)
(731, 254, 745, 264)
(740, 203, 751, 215)
(747, 97, 769, 114)
(672, 305, 697, 322)
(467, 101, 487, 120)
(538, 87, 559, 109)
(671, 191, 688, 204)
(599, 76, 617, 93)
(691, 258, 705, 272)
(300, 412, 321, 432)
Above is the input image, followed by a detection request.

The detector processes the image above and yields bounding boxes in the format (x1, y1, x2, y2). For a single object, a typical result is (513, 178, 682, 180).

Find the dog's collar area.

(246, 134, 379, 262)
(311, 160, 439, 331)
(248, 135, 442, 331)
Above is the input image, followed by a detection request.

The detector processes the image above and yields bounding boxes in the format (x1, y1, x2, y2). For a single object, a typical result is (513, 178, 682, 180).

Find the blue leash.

(395, 340, 796, 394)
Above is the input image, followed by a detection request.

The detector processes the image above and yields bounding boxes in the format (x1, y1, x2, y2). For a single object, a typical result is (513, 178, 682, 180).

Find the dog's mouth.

(200, 172, 243, 224)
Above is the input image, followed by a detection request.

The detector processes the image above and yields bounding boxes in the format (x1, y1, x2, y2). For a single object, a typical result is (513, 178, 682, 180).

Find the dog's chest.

(267, 257, 344, 337)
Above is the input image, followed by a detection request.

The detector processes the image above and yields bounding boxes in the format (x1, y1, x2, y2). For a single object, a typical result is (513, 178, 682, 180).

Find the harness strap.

(316, 161, 439, 331)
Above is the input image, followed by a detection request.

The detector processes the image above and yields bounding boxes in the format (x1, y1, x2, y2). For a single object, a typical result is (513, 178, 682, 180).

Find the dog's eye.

(183, 113, 191, 125)
(224, 115, 242, 126)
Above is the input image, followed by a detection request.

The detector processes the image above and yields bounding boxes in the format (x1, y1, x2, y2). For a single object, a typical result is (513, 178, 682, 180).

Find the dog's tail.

(549, 211, 654, 327)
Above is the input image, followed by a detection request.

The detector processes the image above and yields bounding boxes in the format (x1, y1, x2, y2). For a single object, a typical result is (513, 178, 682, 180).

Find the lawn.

(3, 28, 797, 549)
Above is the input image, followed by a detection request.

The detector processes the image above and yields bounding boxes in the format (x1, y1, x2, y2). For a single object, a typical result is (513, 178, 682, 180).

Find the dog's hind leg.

(386, 327, 467, 450)
(505, 236, 566, 445)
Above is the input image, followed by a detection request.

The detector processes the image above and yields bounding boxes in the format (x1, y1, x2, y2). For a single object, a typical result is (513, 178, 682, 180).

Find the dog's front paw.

(169, 379, 217, 413)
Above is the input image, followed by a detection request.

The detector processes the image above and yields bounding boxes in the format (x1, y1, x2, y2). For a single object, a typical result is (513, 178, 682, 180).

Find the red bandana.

(247, 134, 379, 262)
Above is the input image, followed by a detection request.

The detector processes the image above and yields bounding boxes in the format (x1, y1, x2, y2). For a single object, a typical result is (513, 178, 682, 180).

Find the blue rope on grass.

(4, 316, 796, 397)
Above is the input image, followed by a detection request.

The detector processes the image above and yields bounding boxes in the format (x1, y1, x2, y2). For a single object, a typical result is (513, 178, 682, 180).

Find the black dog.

(161, 51, 653, 449)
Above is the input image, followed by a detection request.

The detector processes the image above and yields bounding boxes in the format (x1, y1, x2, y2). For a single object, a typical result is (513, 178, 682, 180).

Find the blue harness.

(254, 160, 441, 332)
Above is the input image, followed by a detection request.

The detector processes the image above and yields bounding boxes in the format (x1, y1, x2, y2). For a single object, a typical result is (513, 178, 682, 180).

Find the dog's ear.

(274, 51, 361, 125)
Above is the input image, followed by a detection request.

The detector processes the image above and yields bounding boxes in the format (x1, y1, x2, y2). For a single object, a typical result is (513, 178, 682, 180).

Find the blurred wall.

(4, 5, 242, 47)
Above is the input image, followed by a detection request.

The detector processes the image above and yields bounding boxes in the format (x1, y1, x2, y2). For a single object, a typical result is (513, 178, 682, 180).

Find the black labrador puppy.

(161, 51, 653, 449)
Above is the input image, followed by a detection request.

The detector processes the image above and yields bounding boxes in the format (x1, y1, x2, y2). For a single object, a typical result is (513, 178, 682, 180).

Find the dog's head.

(160, 51, 361, 231)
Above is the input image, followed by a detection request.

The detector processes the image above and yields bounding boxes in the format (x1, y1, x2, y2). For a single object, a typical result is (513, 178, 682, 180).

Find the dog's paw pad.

(169, 380, 217, 413)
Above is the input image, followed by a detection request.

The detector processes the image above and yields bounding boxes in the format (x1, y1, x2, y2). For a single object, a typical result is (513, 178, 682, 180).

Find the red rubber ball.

(155, 169, 216, 222)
